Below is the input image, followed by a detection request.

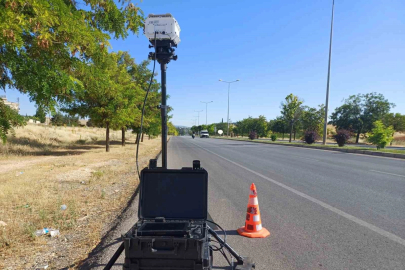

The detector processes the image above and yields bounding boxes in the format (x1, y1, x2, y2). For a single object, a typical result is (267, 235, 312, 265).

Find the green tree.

(128, 60, 162, 144)
(0, 99, 26, 143)
(383, 113, 405, 133)
(62, 51, 141, 152)
(109, 52, 145, 146)
(1, 0, 143, 105)
(329, 93, 394, 143)
(235, 120, 246, 137)
(248, 116, 268, 138)
(281, 94, 303, 142)
(300, 105, 325, 133)
(190, 125, 198, 134)
(214, 122, 228, 135)
(51, 111, 64, 126)
(35, 105, 47, 123)
(268, 116, 288, 140)
(207, 124, 215, 135)
(51, 111, 79, 126)
(367, 121, 394, 149)
(168, 122, 178, 136)
(382, 113, 405, 145)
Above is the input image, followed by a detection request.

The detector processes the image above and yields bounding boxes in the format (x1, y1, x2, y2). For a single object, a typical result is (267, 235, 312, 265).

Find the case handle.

(150, 239, 178, 255)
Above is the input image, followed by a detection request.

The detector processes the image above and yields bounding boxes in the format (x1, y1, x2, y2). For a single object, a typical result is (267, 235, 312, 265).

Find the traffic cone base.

(237, 226, 270, 238)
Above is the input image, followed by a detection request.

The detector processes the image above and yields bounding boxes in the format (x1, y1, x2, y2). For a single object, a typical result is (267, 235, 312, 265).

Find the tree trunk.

(149, 134, 151, 140)
(135, 132, 139, 144)
(141, 133, 144, 142)
(289, 123, 293, 143)
(283, 132, 285, 140)
(356, 130, 361, 144)
(106, 122, 110, 152)
(121, 128, 125, 146)
(294, 130, 296, 141)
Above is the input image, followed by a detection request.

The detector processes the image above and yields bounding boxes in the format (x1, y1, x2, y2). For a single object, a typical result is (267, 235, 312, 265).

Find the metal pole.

(161, 63, 168, 168)
(103, 242, 124, 270)
(195, 110, 203, 126)
(227, 83, 230, 137)
(200, 101, 213, 126)
(219, 80, 239, 137)
(206, 103, 208, 125)
(323, 0, 335, 145)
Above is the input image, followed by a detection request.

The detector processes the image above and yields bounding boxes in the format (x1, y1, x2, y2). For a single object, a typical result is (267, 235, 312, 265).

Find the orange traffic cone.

(237, 183, 270, 238)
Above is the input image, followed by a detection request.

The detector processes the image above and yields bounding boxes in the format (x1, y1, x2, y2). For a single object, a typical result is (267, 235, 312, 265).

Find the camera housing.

(144, 14, 181, 45)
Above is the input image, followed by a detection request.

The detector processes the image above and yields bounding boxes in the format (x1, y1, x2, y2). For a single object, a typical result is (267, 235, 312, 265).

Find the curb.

(212, 137, 405, 160)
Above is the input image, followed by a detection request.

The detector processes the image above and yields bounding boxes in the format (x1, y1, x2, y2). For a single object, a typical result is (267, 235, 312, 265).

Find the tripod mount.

(103, 13, 255, 270)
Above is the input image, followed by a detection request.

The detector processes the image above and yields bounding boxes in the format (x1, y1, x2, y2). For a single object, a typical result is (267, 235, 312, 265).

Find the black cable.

(136, 32, 157, 179)
(206, 220, 227, 247)
(209, 240, 222, 251)
(219, 248, 232, 266)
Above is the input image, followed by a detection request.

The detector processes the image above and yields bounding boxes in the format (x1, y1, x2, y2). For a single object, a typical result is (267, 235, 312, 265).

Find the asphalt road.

(83, 136, 405, 270)
(167, 137, 405, 270)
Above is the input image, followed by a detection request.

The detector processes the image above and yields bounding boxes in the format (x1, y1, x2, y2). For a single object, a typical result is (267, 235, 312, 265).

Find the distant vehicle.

(200, 130, 209, 138)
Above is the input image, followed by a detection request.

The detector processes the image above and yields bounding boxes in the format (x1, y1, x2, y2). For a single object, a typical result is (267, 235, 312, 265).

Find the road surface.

(82, 136, 405, 270)
(168, 137, 405, 270)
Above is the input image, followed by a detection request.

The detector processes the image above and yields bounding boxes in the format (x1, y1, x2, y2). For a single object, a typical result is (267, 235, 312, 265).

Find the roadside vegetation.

(0, 0, 178, 152)
(192, 92, 405, 150)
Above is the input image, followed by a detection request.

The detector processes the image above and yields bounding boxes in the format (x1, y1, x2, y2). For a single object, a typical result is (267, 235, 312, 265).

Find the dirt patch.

(0, 156, 57, 174)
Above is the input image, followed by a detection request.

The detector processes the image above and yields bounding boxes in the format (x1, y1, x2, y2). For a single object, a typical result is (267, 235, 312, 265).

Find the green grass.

(212, 136, 405, 155)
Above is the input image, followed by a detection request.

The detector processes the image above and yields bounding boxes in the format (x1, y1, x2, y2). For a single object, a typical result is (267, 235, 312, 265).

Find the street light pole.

(194, 110, 203, 136)
(323, 0, 335, 145)
(219, 79, 240, 137)
(194, 110, 203, 126)
(201, 101, 213, 125)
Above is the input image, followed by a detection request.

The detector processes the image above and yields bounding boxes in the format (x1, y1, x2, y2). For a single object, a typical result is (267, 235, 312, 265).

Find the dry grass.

(0, 124, 131, 158)
(392, 132, 405, 146)
(0, 124, 161, 269)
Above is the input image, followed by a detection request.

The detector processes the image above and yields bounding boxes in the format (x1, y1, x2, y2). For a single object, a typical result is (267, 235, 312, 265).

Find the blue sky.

(3, 0, 405, 127)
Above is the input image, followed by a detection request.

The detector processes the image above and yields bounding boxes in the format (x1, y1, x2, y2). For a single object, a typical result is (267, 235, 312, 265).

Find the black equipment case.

(123, 165, 211, 270)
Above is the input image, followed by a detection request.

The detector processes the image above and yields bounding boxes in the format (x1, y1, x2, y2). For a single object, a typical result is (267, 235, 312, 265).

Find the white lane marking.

(370, 170, 405, 178)
(189, 141, 405, 247)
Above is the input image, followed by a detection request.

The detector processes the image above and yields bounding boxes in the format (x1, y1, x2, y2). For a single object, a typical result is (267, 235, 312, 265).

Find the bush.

(304, 130, 319, 144)
(270, 134, 277, 141)
(248, 131, 257, 140)
(334, 129, 351, 147)
(367, 120, 394, 149)
(76, 139, 87, 145)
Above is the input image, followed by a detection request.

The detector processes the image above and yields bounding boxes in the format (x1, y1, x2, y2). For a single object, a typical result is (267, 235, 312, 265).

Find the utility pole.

(219, 79, 239, 137)
(194, 110, 203, 136)
(200, 101, 213, 125)
(323, 0, 335, 145)
(194, 110, 203, 126)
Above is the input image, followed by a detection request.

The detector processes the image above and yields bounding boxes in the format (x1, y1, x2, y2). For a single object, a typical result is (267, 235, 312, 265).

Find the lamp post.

(219, 79, 239, 137)
(201, 101, 213, 125)
(323, 0, 335, 145)
(194, 110, 203, 126)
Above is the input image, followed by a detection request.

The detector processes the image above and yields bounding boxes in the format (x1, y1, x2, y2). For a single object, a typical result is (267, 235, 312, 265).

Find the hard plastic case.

(123, 167, 211, 270)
